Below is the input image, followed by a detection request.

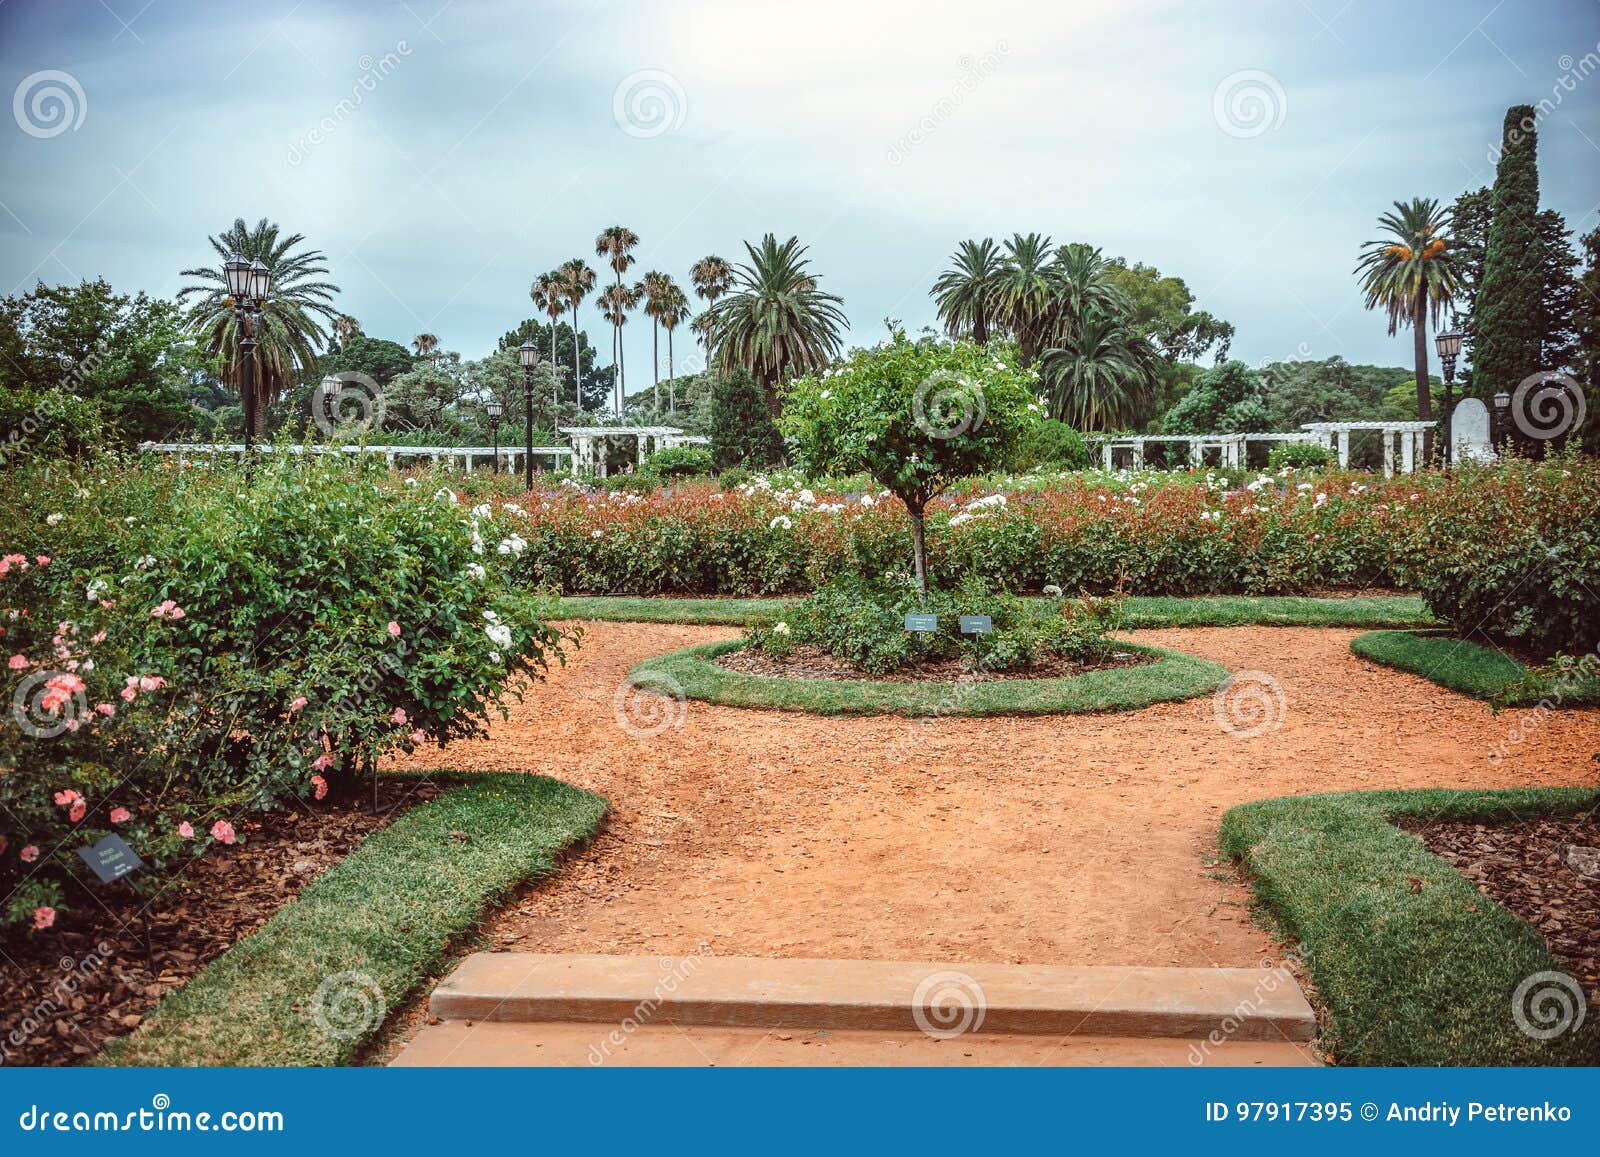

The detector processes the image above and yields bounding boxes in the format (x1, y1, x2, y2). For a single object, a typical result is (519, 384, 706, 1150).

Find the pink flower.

(120, 687, 137, 703)
(411, 729, 426, 744)
(311, 774, 328, 801)
(109, 807, 131, 824)
(390, 707, 407, 725)
(34, 556, 49, 566)
(210, 820, 236, 845)
(177, 821, 195, 840)
(288, 696, 308, 712)
(6, 654, 27, 670)
(95, 703, 115, 716)
(387, 621, 401, 638)
(137, 675, 167, 692)
(20, 845, 39, 863)
(63, 718, 79, 732)
(33, 906, 55, 930)
(69, 800, 86, 823)
(150, 600, 185, 621)
(89, 630, 106, 645)
(311, 752, 334, 771)
(53, 789, 81, 807)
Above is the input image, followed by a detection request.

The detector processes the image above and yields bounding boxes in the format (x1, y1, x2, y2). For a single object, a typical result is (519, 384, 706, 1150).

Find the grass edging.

(97, 772, 607, 1067)
(629, 639, 1229, 717)
(1220, 787, 1600, 1066)
(1351, 629, 1600, 706)
(560, 593, 1437, 629)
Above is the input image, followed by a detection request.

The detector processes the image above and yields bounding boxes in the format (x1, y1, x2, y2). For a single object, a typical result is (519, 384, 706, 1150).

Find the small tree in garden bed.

(781, 333, 1039, 593)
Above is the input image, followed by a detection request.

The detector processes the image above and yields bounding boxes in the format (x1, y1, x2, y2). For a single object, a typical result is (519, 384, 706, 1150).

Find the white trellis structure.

(1299, 421, 1436, 477)
(559, 426, 707, 476)
(1088, 419, 1437, 477)
(140, 442, 573, 473)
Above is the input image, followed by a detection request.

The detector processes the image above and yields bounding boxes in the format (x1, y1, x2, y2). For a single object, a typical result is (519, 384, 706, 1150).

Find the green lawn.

(1352, 630, 1600, 706)
(558, 593, 1436, 629)
(1221, 788, 1600, 1066)
(628, 638, 1228, 717)
(98, 773, 606, 1067)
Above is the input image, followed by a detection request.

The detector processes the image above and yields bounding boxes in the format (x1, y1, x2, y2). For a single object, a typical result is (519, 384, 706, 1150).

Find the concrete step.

(392, 1020, 1319, 1067)
(426, 953, 1316, 1042)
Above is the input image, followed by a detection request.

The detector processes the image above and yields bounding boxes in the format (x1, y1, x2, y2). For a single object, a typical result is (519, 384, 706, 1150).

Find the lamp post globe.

(1434, 329, 1463, 468)
(486, 398, 504, 474)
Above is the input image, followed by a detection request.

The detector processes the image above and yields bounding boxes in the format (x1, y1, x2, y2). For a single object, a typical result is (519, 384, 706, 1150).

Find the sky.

(1, 0, 1598, 383)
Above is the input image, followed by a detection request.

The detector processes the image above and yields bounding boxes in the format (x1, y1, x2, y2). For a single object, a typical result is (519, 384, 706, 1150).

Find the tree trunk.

(973, 308, 988, 346)
(667, 329, 676, 414)
(1413, 292, 1432, 462)
(549, 320, 558, 409)
(653, 322, 660, 390)
(571, 305, 581, 406)
(908, 502, 928, 596)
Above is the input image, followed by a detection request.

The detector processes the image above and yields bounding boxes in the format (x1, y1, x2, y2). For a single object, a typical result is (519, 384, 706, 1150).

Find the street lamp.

(1492, 390, 1511, 450)
(518, 341, 540, 489)
(317, 375, 340, 430)
(486, 398, 504, 474)
(1434, 329, 1463, 468)
(224, 254, 272, 477)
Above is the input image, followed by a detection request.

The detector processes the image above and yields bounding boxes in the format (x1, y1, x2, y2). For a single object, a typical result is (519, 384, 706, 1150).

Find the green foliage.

(717, 465, 753, 491)
(0, 389, 112, 465)
(1351, 630, 1600, 707)
(1011, 418, 1088, 471)
(319, 334, 414, 387)
(498, 317, 614, 412)
(1474, 107, 1544, 394)
(1160, 360, 1264, 433)
(1266, 441, 1335, 472)
(708, 369, 785, 469)
(643, 446, 713, 480)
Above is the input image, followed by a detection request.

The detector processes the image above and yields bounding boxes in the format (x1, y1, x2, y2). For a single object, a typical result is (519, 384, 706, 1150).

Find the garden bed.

(1351, 630, 1600, 706)
(713, 642, 1153, 683)
(630, 638, 1225, 716)
(0, 780, 439, 1067)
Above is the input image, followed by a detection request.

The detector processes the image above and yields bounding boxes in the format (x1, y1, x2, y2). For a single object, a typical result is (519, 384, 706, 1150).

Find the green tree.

(319, 334, 413, 387)
(707, 368, 784, 470)
(703, 235, 847, 415)
(781, 334, 1037, 593)
(1039, 307, 1156, 431)
(497, 318, 613, 412)
(993, 232, 1056, 365)
(595, 226, 640, 410)
(557, 258, 598, 402)
(1474, 106, 1543, 394)
(931, 238, 1004, 344)
(177, 217, 341, 432)
(1573, 227, 1600, 452)
(1160, 360, 1264, 434)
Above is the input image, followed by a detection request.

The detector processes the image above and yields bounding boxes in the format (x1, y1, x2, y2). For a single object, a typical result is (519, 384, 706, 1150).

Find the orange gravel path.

(393, 621, 1600, 969)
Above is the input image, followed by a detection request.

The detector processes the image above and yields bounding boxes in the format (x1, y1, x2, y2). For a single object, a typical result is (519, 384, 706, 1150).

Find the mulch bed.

(713, 643, 1153, 683)
(0, 780, 439, 1067)
(1411, 814, 1600, 1001)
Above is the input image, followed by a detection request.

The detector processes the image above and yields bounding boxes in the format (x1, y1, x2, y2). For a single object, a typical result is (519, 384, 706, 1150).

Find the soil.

(0, 781, 438, 1067)
(712, 643, 1152, 683)
(1410, 815, 1600, 1002)
(389, 622, 1600, 978)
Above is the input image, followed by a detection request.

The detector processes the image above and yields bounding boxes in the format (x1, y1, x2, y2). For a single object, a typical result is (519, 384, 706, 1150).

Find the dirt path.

(395, 622, 1599, 969)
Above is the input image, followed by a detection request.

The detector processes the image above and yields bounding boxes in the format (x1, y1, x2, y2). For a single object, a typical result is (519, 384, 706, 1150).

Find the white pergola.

(140, 442, 573, 473)
(559, 426, 703, 476)
(1299, 421, 1436, 477)
(1090, 432, 1320, 471)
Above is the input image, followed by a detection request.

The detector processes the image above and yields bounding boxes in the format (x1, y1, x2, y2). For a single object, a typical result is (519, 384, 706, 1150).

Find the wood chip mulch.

(1411, 814, 1600, 1002)
(0, 780, 439, 1067)
(713, 643, 1153, 683)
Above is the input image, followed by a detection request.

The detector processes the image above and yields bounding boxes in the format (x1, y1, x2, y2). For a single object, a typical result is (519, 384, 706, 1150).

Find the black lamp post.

(486, 398, 504, 474)
(223, 255, 272, 477)
(317, 374, 340, 433)
(518, 341, 540, 489)
(1434, 329, 1463, 468)
(1492, 390, 1511, 451)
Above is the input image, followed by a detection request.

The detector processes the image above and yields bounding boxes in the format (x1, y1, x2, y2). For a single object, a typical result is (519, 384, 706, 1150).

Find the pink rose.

(210, 820, 236, 846)
(288, 696, 308, 712)
(311, 774, 328, 801)
(6, 654, 27, 670)
(34, 556, 49, 566)
(387, 621, 401, 638)
(390, 707, 407, 725)
(95, 703, 115, 716)
(178, 821, 195, 840)
(34, 906, 55, 930)
(411, 729, 426, 744)
(20, 845, 39, 863)
(53, 789, 81, 807)
(109, 807, 131, 824)
(311, 752, 334, 771)
(120, 687, 137, 702)
(69, 800, 86, 823)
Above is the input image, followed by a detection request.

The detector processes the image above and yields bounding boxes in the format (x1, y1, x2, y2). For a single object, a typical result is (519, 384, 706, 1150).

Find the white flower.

(134, 555, 156, 571)
(495, 534, 527, 556)
(502, 502, 525, 515)
(485, 622, 513, 650)
(471, 503, 493, 519)
(590, 529, 603, 538)
(1042, 584, 1063, 598)
(819, 389, 832, 400)
(466, 563, 486, 580)
(46, 513, 63, 525)
(86, 579, 108, 602)
(772, 621, 790, 636)
(81, 658, 94, 672)
(434, 487, 457, 504)
(483, 609, 499, 621)
(859, 494, 875, 507)
(404, 477, 419, 487)
(488, 651, 502, 664)
(769, 515, 793, 530)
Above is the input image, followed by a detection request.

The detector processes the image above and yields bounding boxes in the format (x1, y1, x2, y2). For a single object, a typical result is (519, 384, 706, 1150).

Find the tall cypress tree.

(1473, 106, 1543, 393)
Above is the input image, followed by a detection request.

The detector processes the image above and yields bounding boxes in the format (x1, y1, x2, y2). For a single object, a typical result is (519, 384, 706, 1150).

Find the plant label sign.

(959, 615, 994, 635)
(904, 613, 938, 633)
(77, 833, 144, 884)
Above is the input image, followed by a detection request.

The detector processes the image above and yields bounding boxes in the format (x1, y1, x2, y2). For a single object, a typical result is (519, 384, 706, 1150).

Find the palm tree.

(332, 314, 362, 347)
(1356, 197, 1460, 459)
(702, 234, 847, 414)
(595, 226, 640, 409)
(178, 217, 341, 433)
(690, 255, 734, 370)
(1040, 307, 1157, 430)
(994, 232, 1056, 365)
(558, 258, 597, 405)
(412, 333, 440, 359)
(532, 271, 565, 407)
(597, 282, 639, 415)
(931, 239, 1004, 344)
(635, 270, 673, 389)
(659, 284, 692, 414)
(1048, 242, 1123, 333)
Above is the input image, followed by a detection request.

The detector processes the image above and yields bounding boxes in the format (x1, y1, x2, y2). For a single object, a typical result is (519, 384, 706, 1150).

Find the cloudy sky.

(1, 0, 1597, 379)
